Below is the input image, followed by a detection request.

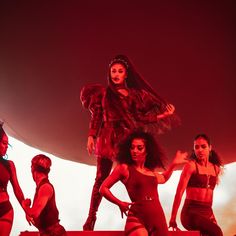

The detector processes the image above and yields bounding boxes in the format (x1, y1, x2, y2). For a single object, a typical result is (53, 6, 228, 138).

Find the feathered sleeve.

(80, 84, 105, 138)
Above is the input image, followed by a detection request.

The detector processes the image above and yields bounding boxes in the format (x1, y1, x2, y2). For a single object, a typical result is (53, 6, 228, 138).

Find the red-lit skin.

(22, 166, 53, 226)
(130, 138, 146, 166)
(110, 63, 127, 85)
(0, 134, 8, 157)
(169, 137, 220, 231)
(194, 138, 211, 166)
(0, 133, 26, 236)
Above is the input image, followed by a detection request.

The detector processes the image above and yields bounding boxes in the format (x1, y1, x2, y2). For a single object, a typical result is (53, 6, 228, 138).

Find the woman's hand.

(87, 136, 95, 155)
(157, 104, 175, 119)
(22, 199, 35, 226)
(118, 201, 133, 218)
(172, 150, 188, 166)
(165, 103, 175, 115)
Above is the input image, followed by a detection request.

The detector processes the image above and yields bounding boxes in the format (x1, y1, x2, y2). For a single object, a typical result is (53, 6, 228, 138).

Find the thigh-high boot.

(83, 157, 113, 230)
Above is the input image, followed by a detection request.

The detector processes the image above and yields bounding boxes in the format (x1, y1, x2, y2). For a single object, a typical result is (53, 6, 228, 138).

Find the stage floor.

(19, 230, 200, 236)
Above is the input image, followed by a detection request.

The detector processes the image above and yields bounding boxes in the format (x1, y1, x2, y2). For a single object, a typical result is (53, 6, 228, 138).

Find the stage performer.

(0, 123, 27, 236)
(22, 154, 66, 236)
(169, 134, 223, 236)
(100, 130, 187, 236)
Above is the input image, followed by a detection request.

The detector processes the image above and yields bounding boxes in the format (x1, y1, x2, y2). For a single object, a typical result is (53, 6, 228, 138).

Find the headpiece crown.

(109, 58, 129, 69)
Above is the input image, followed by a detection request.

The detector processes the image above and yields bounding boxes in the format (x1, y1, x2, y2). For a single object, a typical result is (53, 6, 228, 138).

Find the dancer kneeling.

(169, 134, 223, 236)
(22, 154, 66, 236)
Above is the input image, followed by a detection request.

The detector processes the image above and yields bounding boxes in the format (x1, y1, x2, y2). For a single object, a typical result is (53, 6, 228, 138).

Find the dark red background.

(0, 1, 235, 165)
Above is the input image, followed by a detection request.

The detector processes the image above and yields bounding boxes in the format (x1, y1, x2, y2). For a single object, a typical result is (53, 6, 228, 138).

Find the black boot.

(83, 157, 113, 231)
(83, 215, 97, 231)
(83, 187, 101, 231)
(82, 177, 102, 231)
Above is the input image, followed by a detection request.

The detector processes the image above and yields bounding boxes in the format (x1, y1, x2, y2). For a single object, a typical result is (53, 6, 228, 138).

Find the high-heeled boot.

(83, 215, 97, 231)
(83, 157, 113, 230)
(83, 182, 102, 230)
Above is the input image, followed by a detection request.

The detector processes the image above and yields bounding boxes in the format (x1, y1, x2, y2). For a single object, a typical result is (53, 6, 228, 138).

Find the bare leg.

(0, 209, 13, 236)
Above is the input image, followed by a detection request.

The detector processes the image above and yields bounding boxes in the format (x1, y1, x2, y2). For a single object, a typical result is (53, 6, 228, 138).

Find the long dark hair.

(106, 55, 165, 130)
(116, 129, 166, 170)
(0, 123, 10, 172)
(108, 54, 167, 105)
(105, 54, 180, 131)
(107, 54, 168, 107)
(0, 123, 6, 141)
(189, 133, 223, 167)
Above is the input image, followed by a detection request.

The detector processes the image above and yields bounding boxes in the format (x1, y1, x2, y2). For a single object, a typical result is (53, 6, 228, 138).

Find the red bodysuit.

(0, 158, 13, 217)
(124, 166, 168, 236)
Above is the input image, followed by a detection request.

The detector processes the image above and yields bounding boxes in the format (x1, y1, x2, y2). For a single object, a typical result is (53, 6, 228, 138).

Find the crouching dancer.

(22, 154, 66, 236)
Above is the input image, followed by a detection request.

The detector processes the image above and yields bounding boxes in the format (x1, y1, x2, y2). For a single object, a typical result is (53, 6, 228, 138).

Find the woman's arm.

(23, 183, 53, 219)
(86, 92, 104, 155)
(169, 162, 194, 229)
(157, 104, 175, 119)
(100, 164, 132, 218)
(87, 136, 96, 156)
(9, 161, 25, 206)
(156, 151, 188, 184)
(87, 90, 104, 137)
(133, 89, 177, 127)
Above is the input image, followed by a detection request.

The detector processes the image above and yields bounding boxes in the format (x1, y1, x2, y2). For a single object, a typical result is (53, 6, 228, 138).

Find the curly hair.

(116, 129, 166, 170)
(189, 133, 223, 167)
